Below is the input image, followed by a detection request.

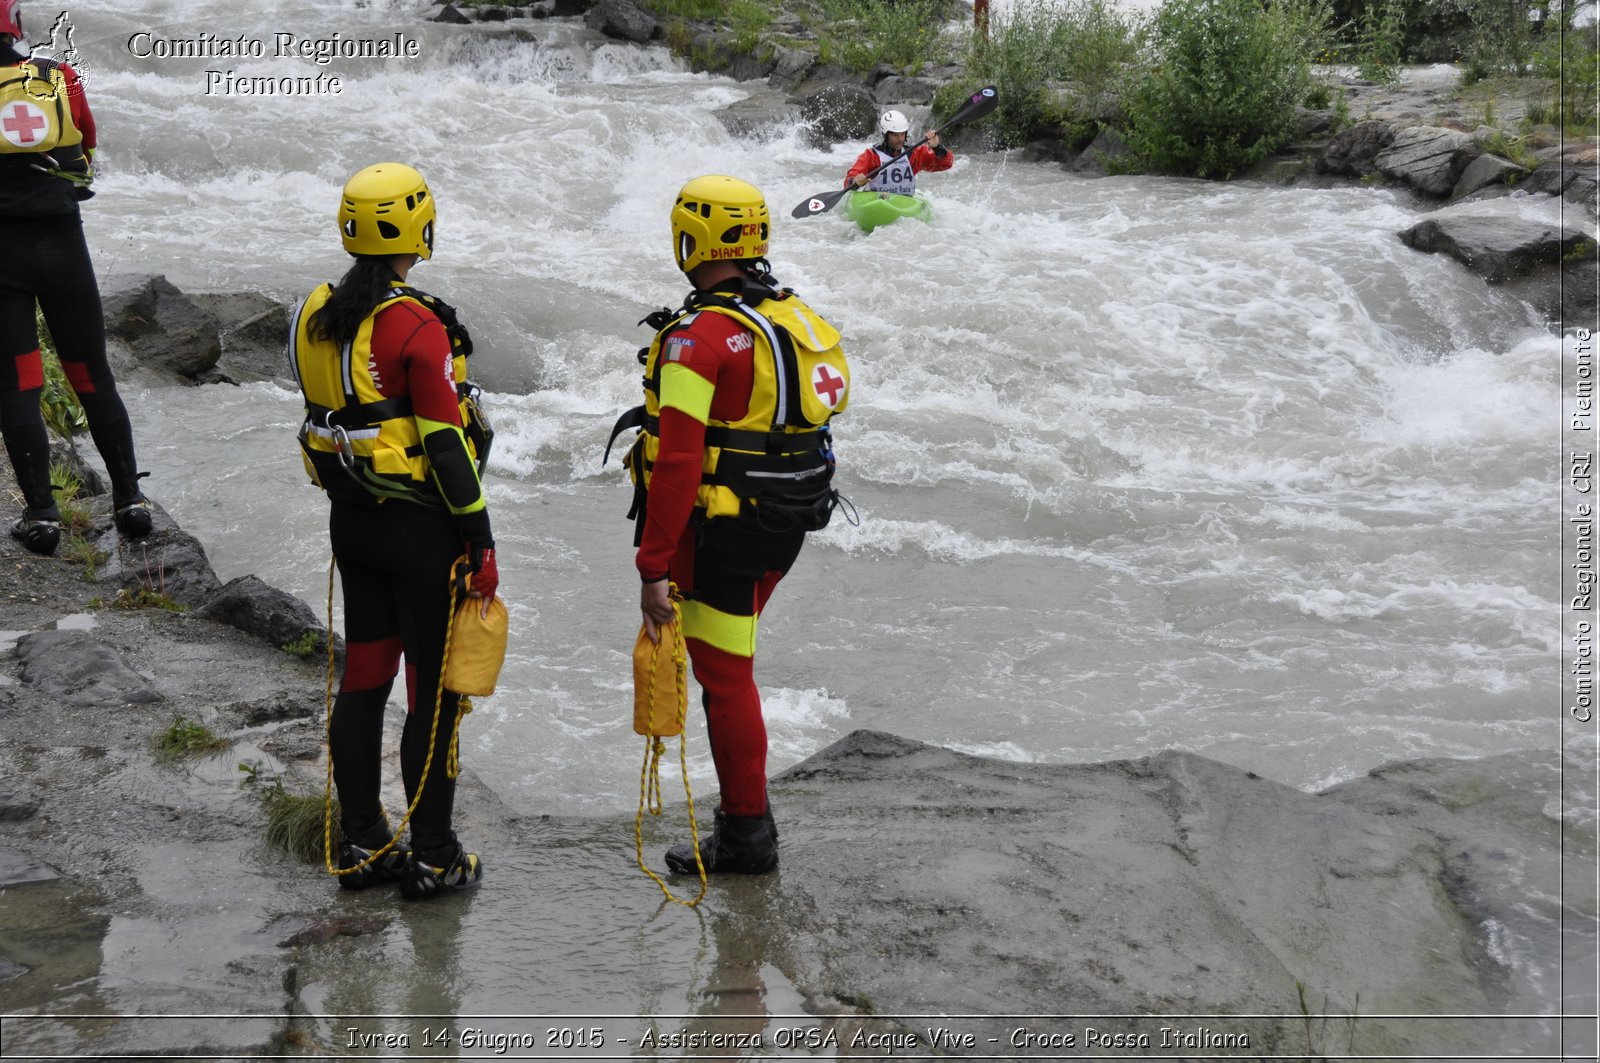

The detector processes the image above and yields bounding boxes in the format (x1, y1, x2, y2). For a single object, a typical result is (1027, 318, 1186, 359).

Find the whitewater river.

(17, 0, 1594, 1049)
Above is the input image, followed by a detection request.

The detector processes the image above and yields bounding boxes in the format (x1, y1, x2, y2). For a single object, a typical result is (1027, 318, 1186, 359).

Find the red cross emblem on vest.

(812, 363, 846, 407)
(2, 102, 48, 146)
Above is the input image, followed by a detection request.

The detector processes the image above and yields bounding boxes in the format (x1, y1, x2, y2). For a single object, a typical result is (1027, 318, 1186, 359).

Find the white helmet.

(878, 109, 910, 135)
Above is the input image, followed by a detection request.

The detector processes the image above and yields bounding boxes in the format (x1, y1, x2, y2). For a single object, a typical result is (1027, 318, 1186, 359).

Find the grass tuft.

(154, 715, 231, 760)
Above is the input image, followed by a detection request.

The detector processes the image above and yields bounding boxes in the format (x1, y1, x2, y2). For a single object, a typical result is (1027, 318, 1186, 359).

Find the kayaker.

(610, 175, 850, 875)
(844, 108, 953, 194)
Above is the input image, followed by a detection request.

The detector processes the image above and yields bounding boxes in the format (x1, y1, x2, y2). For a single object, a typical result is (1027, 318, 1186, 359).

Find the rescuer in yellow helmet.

(608, 174, 852, 874)
(290, 162, 495, 900)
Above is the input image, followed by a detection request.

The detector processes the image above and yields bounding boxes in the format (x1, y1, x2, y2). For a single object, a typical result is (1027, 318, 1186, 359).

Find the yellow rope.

(634, 588, 706, 907)
(322, 554, 471, 877)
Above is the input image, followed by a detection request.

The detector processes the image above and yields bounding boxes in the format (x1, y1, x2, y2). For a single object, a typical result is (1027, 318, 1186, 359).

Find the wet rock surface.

(1, 451, 1587, 1057)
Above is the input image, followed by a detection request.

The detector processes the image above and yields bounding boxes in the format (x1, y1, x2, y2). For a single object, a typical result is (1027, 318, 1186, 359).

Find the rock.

(1374, 126, 1482, 197)
(94, 510, 225, 610)
(195, 575, 329, 657)
(687, 31, 774, 81)
(1503, 258, 1599, 333)
(713, 94, 802, 140)
(15, 629, 164, 708)
(553, 0, 592, 13)
(874, 75, 937, 106)
(584, 0, 657, 43)
(796, 79, 877, 146)
(1295, 106, 1334, 138)
(1451, 153, 1530, 201)
(0, 782, 41, 821)
(0, 846, 59, 886)
(1316, 120, 1395, 177)
(431, 3, 471, 23)
(1068, 126, 1132, 177)
(1525, 141, 1600, 214)
(477, 5, 511, 20)
(764, 732, 1568, 1054)
(767, 44, 816, 93)
(0, 957, 28, 981)
(188, 292, 290, 385)
(1397, 214, 1592, 284)
(232, 692, 319, 726)
(100, 275, 222, 381)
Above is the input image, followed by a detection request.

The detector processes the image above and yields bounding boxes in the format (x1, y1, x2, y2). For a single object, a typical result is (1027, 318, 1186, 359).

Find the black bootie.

(666, 807, 778, 875)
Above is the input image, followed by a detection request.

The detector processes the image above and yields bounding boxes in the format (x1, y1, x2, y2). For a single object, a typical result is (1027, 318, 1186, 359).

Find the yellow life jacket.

(608, 285, 849, 534)
(0, 60, 84, 158)
(289, 282, 489, 506)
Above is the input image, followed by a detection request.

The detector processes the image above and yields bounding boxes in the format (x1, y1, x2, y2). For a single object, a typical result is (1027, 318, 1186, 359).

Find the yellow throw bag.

(444, 595, 508, 697)
(633, 620, 686, 737)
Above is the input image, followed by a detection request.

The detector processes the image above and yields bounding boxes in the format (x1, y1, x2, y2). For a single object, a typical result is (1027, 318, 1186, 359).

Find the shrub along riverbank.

(618, 0, 1597, 180)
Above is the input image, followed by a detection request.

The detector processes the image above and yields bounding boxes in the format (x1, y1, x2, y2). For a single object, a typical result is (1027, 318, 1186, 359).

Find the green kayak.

(844, 190, 931, 233)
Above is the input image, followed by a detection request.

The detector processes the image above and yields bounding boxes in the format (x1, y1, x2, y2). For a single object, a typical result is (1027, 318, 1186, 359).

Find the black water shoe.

(665, 807, 778, 875)
(336, 820, 412, 892)
(400, 839, 483, 900)
(10, 514, 61, 556)
(113, 499, 152, 539)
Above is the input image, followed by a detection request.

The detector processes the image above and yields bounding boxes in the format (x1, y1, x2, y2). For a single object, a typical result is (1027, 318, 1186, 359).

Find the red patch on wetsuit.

(62, 359, 95, 394)
(14, 348, 42, 390)
(344, 635, 402, 692)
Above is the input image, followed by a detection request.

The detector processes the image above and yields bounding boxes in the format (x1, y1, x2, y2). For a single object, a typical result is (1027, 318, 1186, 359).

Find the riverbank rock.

(585, 0, 657, 43)
(761, 731, 1574, 1056)
(100, 275, 222, 382)
(93, 506, 225, 609)
(15, 629, 163, 708)
(187, 291, 291, 385)
(1375, 125, 1482, 196)
(1398, 212, 1596, 327)
(1398, 213, 1593, 283)
(194, 575, 332, 658)
(796, 77, 877, 146)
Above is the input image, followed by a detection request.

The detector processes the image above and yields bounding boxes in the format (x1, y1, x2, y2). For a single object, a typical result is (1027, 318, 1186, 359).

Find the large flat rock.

(760, 731, 1582, 1056)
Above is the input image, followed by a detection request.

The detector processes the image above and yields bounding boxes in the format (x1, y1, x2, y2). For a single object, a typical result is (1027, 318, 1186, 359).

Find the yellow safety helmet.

(338, 162, 435, 260)
(671, 174, 769, 274)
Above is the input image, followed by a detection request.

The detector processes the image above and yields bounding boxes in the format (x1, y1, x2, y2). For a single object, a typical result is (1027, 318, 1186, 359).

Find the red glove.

(468, 544, 498, 602)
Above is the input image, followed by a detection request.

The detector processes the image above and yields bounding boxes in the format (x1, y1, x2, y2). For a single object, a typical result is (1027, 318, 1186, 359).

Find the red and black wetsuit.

(308, 296, 493, 865)
(637, 289, 807, 820)
(1, 54, 146, 518)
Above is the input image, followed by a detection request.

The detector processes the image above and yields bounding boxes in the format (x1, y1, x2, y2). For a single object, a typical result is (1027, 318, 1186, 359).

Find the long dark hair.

(307, 256, 402, 348)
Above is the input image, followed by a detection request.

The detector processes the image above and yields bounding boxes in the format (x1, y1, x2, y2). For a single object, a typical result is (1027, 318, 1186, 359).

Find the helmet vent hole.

(720, 224, 743, 245)
(700, 203, 711, 218)
(377, 220, 401, 240)
(342, 219, 357, 237)
(406, 194, 415, 210)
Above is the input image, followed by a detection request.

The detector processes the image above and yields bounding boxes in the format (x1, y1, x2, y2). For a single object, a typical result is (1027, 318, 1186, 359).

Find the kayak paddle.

(789, 85, 998, 220)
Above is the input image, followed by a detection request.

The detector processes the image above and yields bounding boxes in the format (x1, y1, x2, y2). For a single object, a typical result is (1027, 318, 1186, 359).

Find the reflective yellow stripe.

(679, 600, 757, 658)
(659, 363, 714, 424)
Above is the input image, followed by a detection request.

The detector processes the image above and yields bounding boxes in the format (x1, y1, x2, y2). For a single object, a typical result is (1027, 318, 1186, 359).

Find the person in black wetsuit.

(289, 162, 497, 901)
(1, 0, 152, 554)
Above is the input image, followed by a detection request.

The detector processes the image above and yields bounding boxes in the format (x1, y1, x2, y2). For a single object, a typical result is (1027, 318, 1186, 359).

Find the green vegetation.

(1353, 0, 1407, 85)
(50, 463, 94, 533)
(154, 715, 231, 759)
(814, 0, 957, 75)
(937, 0, 1141, 149)
(36, 306, 86, 439)
(106, 586, 187, 612)
(1122, 0, 1329, 178)
(281, 630, 322, 658)
(62, 533, 105, 582)
(262, 781, 337, 864)
(643, 0, 773, 60)
(1527, 18, 1599, 134)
